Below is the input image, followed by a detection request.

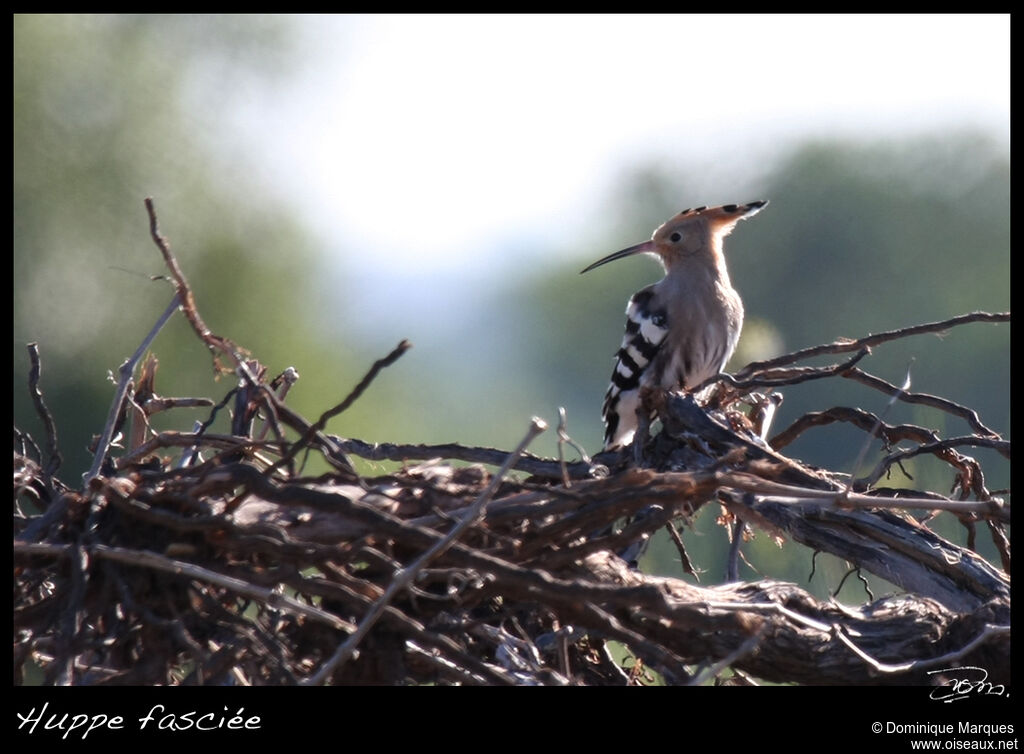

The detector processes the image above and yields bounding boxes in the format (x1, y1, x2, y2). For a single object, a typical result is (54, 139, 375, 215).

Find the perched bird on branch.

(581, 201, 768, 454)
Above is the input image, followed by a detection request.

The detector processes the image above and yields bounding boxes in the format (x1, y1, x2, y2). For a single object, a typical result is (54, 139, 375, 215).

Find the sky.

(226, 15, 1008, 262)
(208, 13, 1009, 339)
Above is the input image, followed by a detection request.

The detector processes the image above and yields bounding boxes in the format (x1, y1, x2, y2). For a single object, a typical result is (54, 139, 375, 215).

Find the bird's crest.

(670, 200, 768, 236)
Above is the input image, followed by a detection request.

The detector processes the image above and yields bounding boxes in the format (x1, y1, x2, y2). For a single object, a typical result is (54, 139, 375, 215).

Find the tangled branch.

(13, 201, 1010, 686)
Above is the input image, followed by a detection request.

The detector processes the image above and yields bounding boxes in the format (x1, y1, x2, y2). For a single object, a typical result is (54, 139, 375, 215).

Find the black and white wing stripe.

(602, 286, 670, 448)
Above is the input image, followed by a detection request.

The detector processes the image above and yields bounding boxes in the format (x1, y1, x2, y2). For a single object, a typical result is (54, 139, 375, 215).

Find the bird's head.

(580, 200, 768, 274)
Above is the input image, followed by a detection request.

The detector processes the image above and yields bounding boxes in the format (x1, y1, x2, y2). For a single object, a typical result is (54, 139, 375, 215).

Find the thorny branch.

(12, 204, 1010, 686)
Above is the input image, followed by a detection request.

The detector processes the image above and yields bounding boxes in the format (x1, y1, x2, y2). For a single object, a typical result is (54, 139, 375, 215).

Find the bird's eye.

(669, 232, 682, 243)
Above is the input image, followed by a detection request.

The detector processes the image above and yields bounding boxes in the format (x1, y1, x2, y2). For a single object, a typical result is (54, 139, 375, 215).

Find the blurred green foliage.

(14, 16, 1008, 601)
(14, 15, 376, 477)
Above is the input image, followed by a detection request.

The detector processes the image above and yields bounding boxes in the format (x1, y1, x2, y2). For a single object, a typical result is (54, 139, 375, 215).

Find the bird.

(581, 200, 768, 453)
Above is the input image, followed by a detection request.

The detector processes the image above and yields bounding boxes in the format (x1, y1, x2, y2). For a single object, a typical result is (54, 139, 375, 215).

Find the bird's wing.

(602, 285, 669, 448)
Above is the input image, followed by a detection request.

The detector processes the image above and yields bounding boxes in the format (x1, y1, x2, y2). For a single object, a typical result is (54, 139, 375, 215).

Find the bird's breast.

(658, 278, 743, 390)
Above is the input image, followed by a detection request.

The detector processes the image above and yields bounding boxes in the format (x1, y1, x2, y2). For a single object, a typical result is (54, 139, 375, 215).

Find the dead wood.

(12, 200, 1010, 686)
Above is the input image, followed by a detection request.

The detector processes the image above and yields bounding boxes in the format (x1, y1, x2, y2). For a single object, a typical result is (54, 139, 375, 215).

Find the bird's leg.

(632, 409, 651, 466)
(632, 386, 657, 466)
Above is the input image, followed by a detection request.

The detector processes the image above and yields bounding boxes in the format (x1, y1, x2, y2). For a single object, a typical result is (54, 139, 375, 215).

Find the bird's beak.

(579, 240, 656, 274)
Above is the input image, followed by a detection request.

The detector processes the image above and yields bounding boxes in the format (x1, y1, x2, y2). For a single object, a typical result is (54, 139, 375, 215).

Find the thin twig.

(268, 340, 411, 476)
(143, 396, 216, 413)
(771, 406, 941, 451)
(857, 436, 1011, 489)
(84, 295, 181, 483)
(985, 520, 1011, 574)
(735, 311, 1009, 377)
(707, 348, 870, 393)
(687, 625, 767, 686)
(26, 343, 62, 484)
(145, 199, 274, 422)
(664, 520, 699, 582)
(556, 407, 571, 487)
(115, 430, 279, 469)
(145, 198, 240, 370)
(842, 368, 1000, 438)
(556, 406, 595, 488)
(580, 601, 691, 685)
(256, 367, 300, 442)
(311, 341, 411, 432)
(846, 364, 912, 492)
(833, 622, 1010, 675)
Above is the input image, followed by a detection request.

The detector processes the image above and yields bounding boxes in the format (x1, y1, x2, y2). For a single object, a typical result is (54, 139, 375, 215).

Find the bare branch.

(26, 343, 62, 484)
(770, 406, 941, 451)
(704, 347, 870, 393)
(857, 436, 1010, 491)
(145, 198, 246, 373)
(333, 436, 603, 479)
(735, 311, 1009, 377)
(841, 368, 1001, 438)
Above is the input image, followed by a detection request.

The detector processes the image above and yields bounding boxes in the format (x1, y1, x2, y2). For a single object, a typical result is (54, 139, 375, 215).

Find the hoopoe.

(581, 201, 768, 452)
